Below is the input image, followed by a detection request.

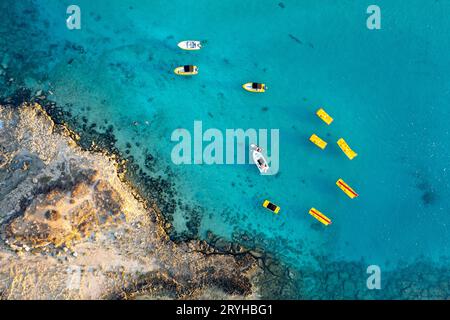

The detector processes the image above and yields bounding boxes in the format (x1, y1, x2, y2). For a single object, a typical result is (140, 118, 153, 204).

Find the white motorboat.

(250, 144, 269, 174)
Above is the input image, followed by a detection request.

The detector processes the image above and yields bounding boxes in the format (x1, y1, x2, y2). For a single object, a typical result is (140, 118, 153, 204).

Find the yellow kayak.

(242, 82, 266, 93)
(336, 178, 359, 199)
(337, 138, 357, 160)
(309, 134, 327, 150)
(174, 65, 199, 76)
(316, 108, 333, 125)
(309, 208, 332, 226)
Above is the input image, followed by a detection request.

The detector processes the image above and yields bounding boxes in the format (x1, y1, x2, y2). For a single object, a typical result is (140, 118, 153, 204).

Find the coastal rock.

(0, 102, 260, 300)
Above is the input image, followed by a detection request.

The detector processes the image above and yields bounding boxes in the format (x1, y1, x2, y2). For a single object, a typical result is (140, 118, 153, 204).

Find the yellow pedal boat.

(309, 134, 327, 150)
(309, 208, 332, 226)
(316, 108, 333, 125)
(336, 178, 359, 199)
(337, 138, 357, 160)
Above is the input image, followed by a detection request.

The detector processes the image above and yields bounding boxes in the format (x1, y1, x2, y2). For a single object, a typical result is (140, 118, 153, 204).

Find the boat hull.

(242, 83, 266, 93)
(263, 200, 280, 214)
(252, 151, 269, 173)
(174, 66, 199, 76)
(250, 144, 269, 173)
(177, 41, 202, 51)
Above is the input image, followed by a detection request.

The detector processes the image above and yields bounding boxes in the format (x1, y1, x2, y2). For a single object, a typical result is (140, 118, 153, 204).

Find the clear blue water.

(2, 0, 450, 298)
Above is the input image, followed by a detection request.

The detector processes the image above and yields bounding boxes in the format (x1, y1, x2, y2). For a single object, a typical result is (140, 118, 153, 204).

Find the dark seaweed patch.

(416, 175, 438, 206)
(144, 152, 156, 170)
(64, 41, 86, 54)
(0, 87, 32, 106)
(422, 191, 436, 205)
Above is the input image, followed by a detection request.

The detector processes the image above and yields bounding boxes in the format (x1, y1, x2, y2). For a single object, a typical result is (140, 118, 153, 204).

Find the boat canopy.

(184, 65, 194, 72)
(252, 83, 262, 89)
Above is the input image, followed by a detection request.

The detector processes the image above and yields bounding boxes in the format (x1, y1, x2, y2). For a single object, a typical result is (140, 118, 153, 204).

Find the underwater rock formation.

(0, 102, 260, 299)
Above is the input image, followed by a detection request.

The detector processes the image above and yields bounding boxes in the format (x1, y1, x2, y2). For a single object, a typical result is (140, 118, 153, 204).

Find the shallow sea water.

(1, 0, 450, 298)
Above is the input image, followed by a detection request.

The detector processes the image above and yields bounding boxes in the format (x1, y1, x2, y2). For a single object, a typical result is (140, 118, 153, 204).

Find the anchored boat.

(337, 138, 357, 160)
(177, 40, 202, 51)
(309, 208, 332, 226)
(309, 134, 327, 149)
(263, 200, 280, 214)
(336, 178, 359, 199)
(250, 144, 269, 174)
(174, 65, 199, 76)
(243, 82, 267, 93)
(316, 108, 333, 125)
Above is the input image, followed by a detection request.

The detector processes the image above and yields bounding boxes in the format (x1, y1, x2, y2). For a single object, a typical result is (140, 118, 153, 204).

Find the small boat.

(177, 40, 202, 51)
(174, 65, 199, 76)
(336, 178, 359, 199)
(263, 200, 280, 214)
(309, 134, 327, 150)
(316, 108, 333, 125)
(337, 138, 357, 160)
(243, 82, 266, 93)
(309, 208, 332, 226)
(250, 144, 269, 174)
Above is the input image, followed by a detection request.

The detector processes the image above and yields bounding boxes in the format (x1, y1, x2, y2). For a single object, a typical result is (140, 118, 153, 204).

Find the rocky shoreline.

(0, 101, 270, 299)
(26, 86, 300, 299)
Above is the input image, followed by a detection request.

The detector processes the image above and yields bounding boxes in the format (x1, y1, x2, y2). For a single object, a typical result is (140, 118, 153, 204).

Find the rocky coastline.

(0, 101, 271, 299)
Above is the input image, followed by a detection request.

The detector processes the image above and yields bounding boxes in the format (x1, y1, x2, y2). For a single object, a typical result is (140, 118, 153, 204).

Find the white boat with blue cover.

(178, 40, 202, 51)
(251, 144, 269, 174)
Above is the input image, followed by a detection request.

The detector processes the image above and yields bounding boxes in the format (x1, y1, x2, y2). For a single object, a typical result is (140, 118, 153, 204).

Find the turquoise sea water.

(1, 0, 450, 298)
